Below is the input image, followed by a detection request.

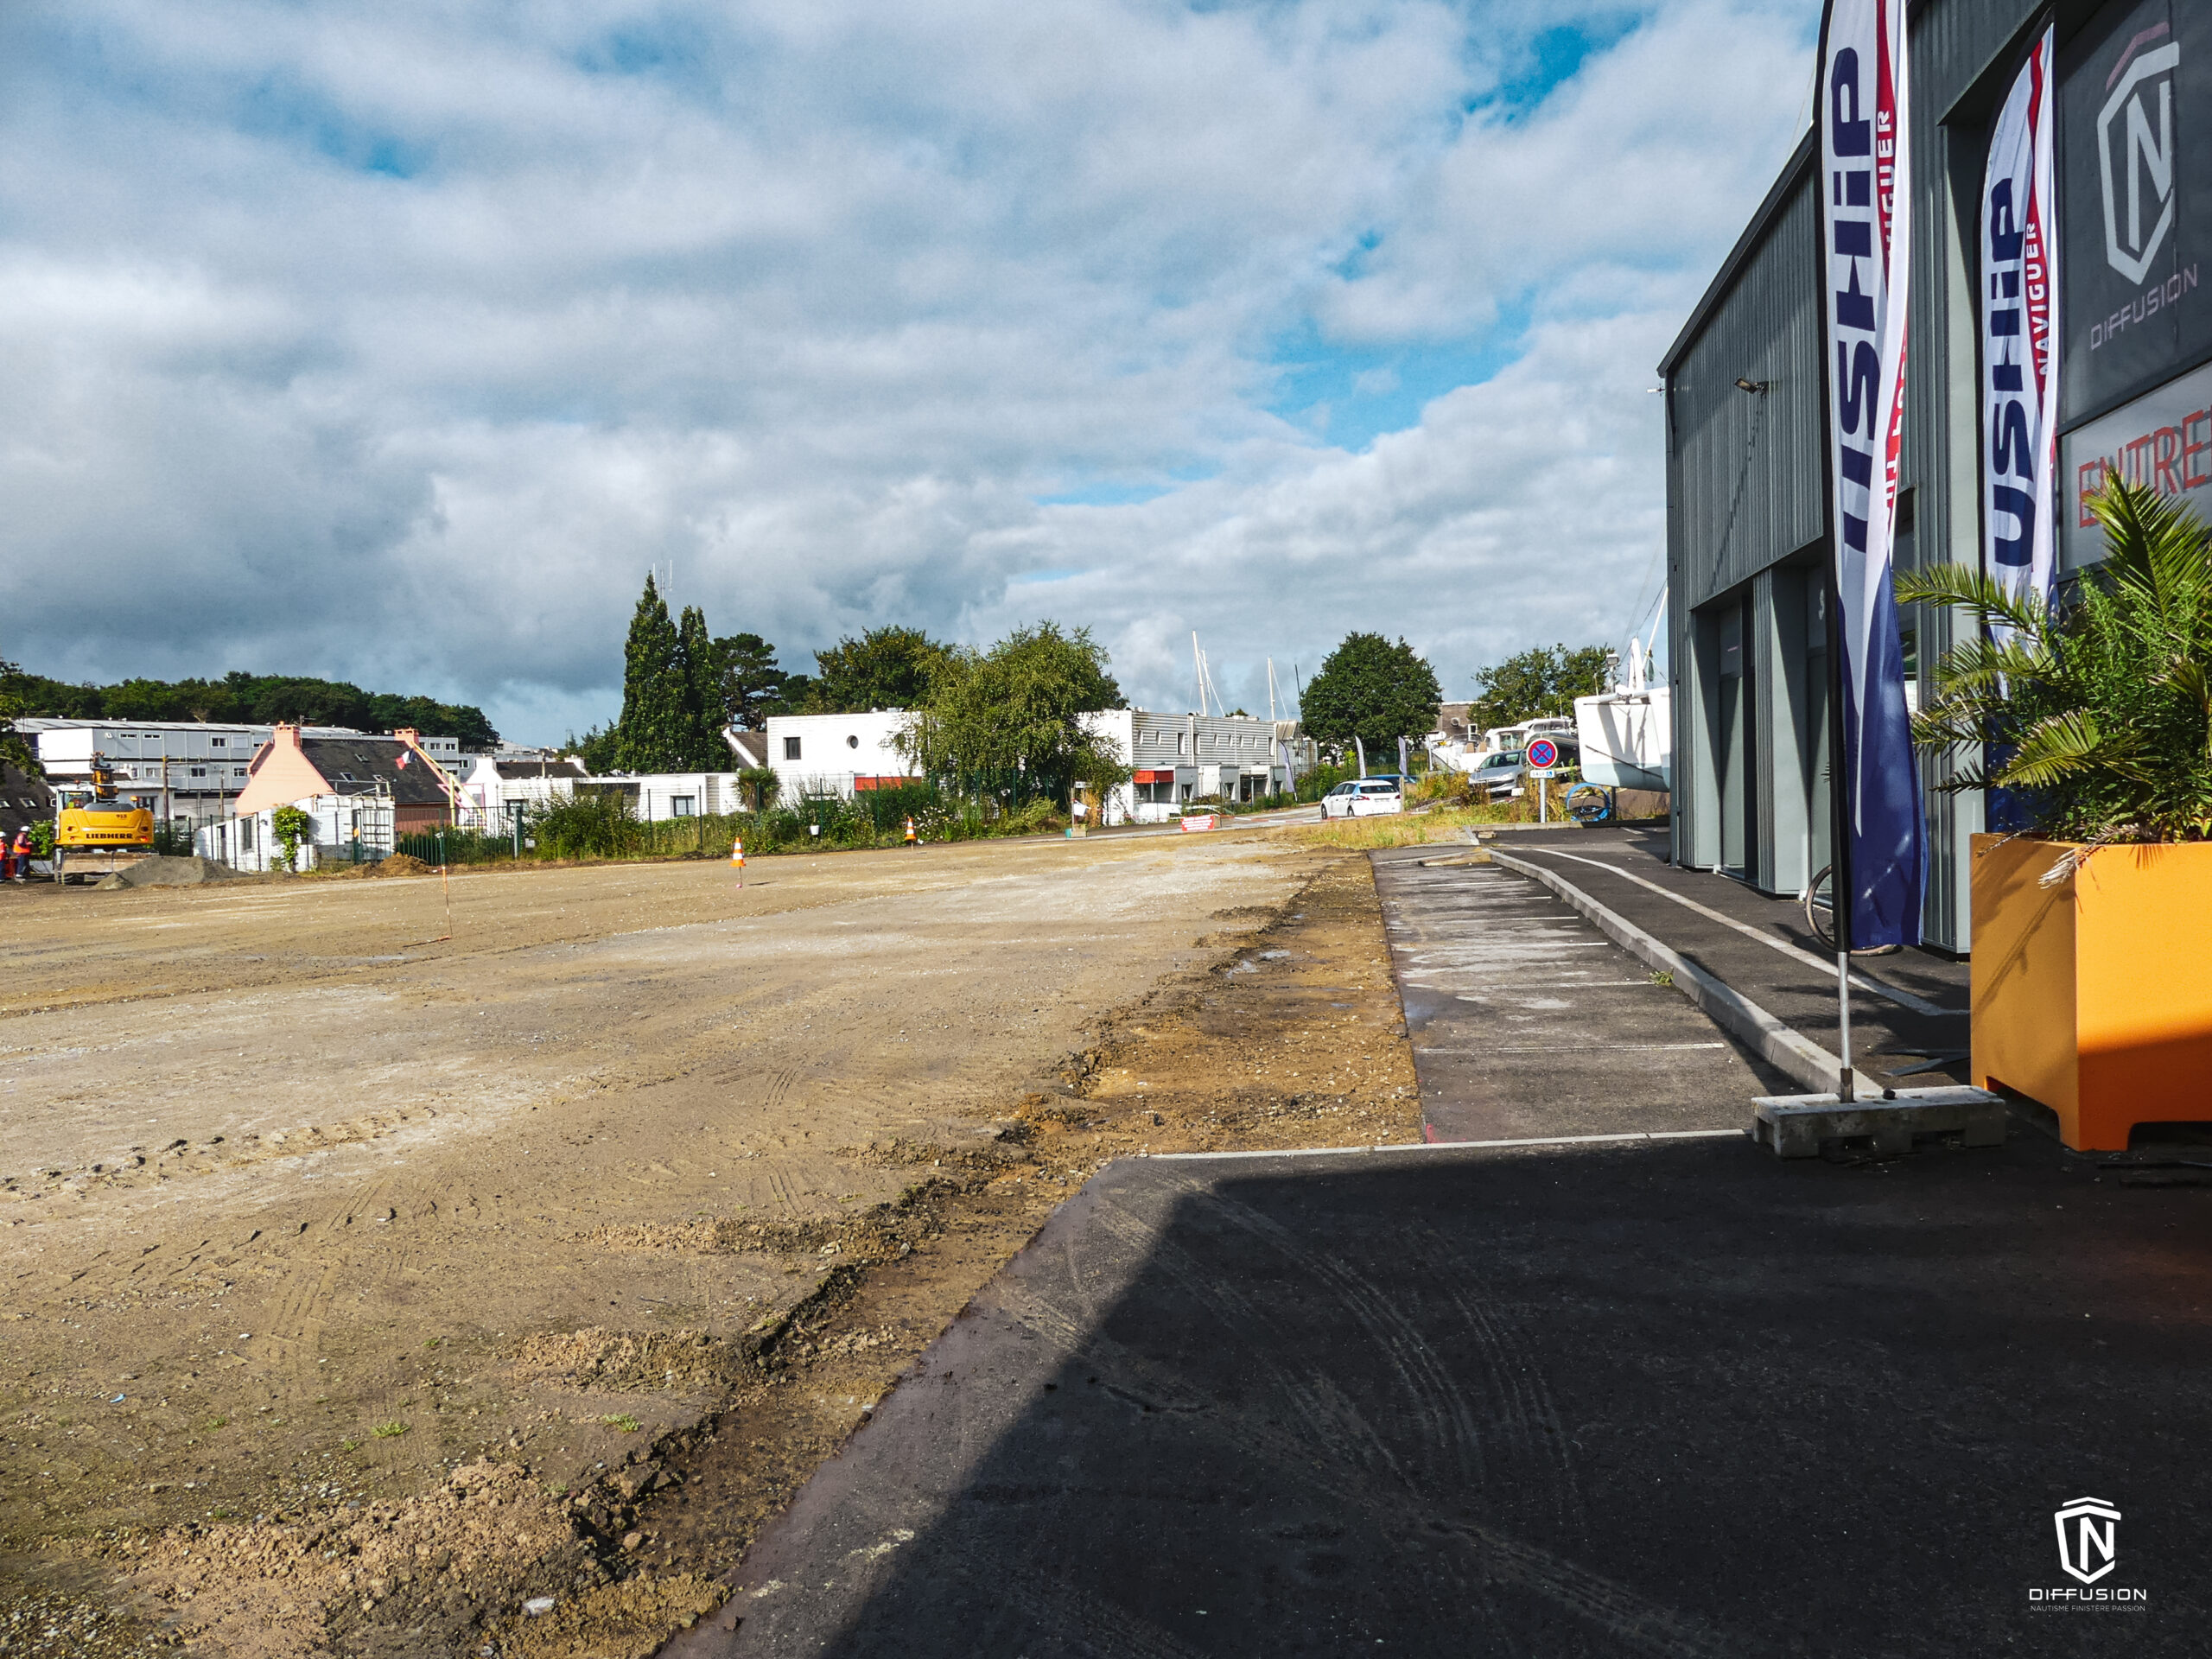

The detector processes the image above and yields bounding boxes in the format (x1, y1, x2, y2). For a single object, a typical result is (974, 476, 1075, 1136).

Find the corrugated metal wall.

(1668, 170, 1826, 609)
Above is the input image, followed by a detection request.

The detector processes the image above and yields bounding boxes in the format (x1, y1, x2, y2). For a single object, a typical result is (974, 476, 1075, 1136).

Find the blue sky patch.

(1266, 304, 1531, 452)
(1470, 17, 1642, 121)
(237, 78, 428, 178)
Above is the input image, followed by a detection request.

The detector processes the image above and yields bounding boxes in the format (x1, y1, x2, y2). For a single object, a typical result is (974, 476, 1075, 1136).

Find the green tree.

(613, 574, 689, 772)
(809, 626, 951, 714)
(676, 604, 727, 768)
(899, 622, 1128, 801)
(0, 665, 497, 745)
(1300, 633, 1442, 753)
(1466, 643, 1611, 734)
(563, 724, 621, 773)
(1, 660, 42, 778)
(709, 632, 790, 729)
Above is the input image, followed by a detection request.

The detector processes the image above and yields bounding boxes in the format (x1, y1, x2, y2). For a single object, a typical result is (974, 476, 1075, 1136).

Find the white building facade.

(1083, 710, 1302, 825)
(762, 711, 919, 801)
(194, 794, 397, 873)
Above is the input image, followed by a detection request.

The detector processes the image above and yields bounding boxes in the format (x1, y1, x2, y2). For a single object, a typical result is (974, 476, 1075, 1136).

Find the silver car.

(1466, 752, 1525, 800)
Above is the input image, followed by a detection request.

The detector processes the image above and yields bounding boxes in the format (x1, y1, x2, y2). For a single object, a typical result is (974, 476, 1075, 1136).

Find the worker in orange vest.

(7, 827, 30, 883)
(729, 835, 745, 888)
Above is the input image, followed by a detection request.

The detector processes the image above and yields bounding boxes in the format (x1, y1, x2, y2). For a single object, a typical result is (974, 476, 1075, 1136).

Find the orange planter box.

(1971, 833, 2212, 1149)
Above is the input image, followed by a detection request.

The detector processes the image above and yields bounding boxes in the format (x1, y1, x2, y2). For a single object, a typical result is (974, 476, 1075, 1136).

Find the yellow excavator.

(52, 757, 155, 882)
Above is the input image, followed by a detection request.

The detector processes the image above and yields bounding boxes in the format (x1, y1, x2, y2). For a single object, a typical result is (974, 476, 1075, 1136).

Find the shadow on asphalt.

(673, 1130, 2206, 1656)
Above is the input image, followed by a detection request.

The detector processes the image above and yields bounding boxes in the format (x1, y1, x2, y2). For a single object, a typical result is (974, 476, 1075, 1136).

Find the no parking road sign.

(1525, 737, 1560, 773)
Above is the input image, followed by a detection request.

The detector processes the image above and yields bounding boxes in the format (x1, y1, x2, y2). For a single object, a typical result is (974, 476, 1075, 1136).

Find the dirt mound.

(94, 855, 247, 890)
(513, 1327, 749, 1394)
(373, 852, 435, 876)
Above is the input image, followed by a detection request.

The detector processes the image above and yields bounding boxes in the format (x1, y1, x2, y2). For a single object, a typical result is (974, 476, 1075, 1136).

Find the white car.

(1321, 778, 1406, 818)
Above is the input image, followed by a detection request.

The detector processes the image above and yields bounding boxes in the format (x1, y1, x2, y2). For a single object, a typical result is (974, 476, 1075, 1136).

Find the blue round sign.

(1526, 737, 1560, 772)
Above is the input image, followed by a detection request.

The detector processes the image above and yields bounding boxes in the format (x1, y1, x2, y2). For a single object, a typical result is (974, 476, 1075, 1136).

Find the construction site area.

(0, 829, 1424, 1658)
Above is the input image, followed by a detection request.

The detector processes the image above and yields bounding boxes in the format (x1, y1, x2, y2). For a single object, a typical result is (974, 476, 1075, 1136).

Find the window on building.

(1177, 733, 1186, 755)
(672, 796, 696, 817)
(188, 766, 207, 778)
(233, 767, 247, 779)
(785, 736, 803, 760)
(211, 737, 226, 747)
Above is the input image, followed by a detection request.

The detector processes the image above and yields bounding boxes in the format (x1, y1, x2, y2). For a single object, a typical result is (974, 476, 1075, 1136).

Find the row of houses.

(14, 704, 1313, 867)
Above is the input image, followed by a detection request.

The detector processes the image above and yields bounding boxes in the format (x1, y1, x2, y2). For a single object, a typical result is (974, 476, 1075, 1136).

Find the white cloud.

(0, 0, 1811, 740)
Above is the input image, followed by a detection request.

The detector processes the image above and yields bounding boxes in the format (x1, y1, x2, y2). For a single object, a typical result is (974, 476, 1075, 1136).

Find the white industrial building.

(19, 717, 366, 830)
(1083, 710, 1305, 824)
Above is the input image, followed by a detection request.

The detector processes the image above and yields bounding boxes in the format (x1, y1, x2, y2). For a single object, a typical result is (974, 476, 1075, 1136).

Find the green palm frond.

(1994, 709, 2145, 790)
(2160, 658, 2212, 758)
(1923, 633, 2058, 700)
(1893, 564, 2052, 639)
(2086, 477, 2212, 638)
(1908, 475, 2212, 841)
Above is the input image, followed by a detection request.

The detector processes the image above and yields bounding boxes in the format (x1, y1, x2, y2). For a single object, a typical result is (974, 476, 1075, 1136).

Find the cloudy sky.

(2, 0, 1816, 742)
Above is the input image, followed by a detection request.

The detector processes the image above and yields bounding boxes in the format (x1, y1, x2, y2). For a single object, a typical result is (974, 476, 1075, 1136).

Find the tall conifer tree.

(615, 574, 687, 772)
(676, 604, 725, 769)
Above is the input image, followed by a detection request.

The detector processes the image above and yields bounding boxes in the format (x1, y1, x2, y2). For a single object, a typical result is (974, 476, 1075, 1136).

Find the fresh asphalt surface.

(1493, 827, 1975, 1091)
(1368, 843, 1792, 1141)
(664, 841, 2203, 1657)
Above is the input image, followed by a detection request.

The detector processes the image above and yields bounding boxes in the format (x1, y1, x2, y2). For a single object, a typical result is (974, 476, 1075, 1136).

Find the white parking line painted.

(1519, 846, 1952, 1018)
(1147, 1128, 1745, 1161)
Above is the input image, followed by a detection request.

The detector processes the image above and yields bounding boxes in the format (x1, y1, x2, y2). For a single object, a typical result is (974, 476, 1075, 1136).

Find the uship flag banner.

(1818, 0, 1923, 948)
(1981, 25, 2059, 632)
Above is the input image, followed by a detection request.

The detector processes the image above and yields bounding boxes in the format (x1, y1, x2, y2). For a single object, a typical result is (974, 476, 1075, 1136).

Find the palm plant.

(1896, 476, 2212, 844)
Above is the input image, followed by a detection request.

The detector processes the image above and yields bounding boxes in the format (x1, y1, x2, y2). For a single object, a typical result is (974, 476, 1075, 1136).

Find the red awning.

(1134, 769, 1175, 783)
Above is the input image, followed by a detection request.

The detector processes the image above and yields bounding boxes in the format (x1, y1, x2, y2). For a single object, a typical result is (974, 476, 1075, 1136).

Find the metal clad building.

(1661, 0, 2093, 951)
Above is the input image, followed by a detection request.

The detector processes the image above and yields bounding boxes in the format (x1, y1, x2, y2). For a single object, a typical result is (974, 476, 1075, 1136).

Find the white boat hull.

(1574, 689, 1670, 791)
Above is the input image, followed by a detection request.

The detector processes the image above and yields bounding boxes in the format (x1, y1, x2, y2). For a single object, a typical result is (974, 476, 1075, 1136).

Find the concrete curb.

(1486, 848, 1843, 1096)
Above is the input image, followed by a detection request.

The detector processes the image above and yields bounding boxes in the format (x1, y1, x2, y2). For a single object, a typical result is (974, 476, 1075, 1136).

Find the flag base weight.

(1750, 1086, 2005, 1160)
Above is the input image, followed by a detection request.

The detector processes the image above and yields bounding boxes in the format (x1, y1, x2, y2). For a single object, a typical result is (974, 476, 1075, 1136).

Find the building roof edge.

(1657, 126, 1817, 378)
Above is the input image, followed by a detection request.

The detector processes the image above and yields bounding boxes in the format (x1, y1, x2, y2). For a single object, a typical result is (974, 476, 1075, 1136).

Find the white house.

(194, 793, 397, 873)
(575, 772, 744, 821)
(1082, 710, 1304, 824)
(762, 711, 919, 801)
(461, 753, 590, 823)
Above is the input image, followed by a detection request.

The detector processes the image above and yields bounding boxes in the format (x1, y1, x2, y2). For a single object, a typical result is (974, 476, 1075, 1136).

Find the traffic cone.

(730, 836, 745, 887)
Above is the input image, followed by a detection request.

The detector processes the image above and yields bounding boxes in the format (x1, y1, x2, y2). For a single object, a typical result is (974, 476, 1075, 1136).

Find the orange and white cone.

(730, 836, 745, 887)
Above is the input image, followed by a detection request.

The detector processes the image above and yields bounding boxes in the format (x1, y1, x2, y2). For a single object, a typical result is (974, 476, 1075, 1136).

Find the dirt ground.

(0, 827, 1422, 1658)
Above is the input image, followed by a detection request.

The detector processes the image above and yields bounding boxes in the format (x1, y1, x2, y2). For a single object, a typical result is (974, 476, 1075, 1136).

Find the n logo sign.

(2098, 33, 2178, 283)
(2053, 1497, 2122, 1586)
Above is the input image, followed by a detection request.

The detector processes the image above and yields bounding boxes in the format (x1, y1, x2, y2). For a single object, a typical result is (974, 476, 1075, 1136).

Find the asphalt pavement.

(1368, 842, 1792, 1141)
(660, 824, 2201, 1659)
(668, 1134, 2205, 1656)
(1489, 827, 1974, 1092)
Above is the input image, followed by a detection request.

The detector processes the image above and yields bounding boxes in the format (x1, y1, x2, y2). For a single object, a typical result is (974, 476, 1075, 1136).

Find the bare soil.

(0, 832, 1419, 1657)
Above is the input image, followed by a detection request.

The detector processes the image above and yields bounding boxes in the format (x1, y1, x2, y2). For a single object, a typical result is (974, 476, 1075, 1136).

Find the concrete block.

(1749, 1086, 2006, 1160)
